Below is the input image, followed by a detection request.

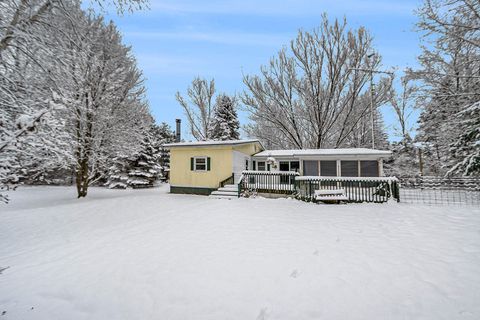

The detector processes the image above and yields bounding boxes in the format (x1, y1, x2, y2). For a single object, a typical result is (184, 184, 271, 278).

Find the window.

(341, 161, 359, 177)
(290, 161, 300, 172)
(257, 161, 266, 171)
(245, 159, 249, 170)
(193, 157, 208, 171)
(320, 161, 337, 176)
(279, 161, 290, 171)
(303, 161, 319, 176)
(279, 161, 300, 172)
(360, 161, 379, 177)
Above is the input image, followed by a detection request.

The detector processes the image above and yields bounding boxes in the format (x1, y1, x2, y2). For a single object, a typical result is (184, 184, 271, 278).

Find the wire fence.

(399, 176, 480, 206)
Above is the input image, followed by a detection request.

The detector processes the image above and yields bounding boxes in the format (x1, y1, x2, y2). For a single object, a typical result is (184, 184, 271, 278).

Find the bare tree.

(417, 0, 480, 50)
(176, 77, 216, 141)
(242, 14, 389, 149)
(388, 76, 417, 141)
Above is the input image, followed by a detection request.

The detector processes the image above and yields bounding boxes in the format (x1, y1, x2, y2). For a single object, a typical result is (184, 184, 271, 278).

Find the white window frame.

(194, 156, 208, 172)
(257, 161, 266, 171)
(279, 160, 300, 172)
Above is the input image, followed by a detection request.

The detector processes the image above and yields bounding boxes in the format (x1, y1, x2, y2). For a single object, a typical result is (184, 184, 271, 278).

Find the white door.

(232, 151, 249, 183)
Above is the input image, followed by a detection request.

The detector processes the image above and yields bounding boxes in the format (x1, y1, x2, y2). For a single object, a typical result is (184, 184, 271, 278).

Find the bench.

(314, 189, 349, 203)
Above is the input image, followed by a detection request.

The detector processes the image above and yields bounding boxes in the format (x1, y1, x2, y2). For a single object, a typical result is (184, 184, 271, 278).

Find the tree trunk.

(76, 158, 89, 198)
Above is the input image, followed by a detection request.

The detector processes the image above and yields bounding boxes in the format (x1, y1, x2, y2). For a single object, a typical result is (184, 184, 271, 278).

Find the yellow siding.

(170, 146, 233, 188)
(169, 142, 262, 189)
(232, 142, 261, 155)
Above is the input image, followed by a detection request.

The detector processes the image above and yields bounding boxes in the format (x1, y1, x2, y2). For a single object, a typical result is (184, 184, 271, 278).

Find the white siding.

(232, 151, 249, 183)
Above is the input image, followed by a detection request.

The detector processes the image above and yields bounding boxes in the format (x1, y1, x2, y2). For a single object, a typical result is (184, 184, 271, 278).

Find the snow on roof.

(164, 139, 263, 148)
(254, 148, 391, 157)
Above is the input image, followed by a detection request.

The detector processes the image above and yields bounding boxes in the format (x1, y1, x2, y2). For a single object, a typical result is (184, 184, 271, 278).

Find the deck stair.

(314, 189, 349, 203)
(209, 184, 239, 199)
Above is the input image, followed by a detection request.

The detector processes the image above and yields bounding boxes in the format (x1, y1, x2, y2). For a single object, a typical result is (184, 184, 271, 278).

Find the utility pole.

(369, 70, 375, 149)
(418, 147, 424, 176)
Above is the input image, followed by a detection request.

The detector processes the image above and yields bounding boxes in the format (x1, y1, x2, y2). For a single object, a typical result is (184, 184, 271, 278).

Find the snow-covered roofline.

(254, 148, 391, 158)
(164, 139, 264, 148)
(296, 176, 398, 182)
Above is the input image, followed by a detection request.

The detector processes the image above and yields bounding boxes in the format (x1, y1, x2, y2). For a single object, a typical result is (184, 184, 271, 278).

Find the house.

(252, 148, 390, 177)
(164, 139, 263, 195)
(165, 139, 394, 200)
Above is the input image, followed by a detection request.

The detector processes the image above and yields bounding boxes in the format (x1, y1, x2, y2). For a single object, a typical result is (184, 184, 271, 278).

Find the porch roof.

(253, 148, 391, 158)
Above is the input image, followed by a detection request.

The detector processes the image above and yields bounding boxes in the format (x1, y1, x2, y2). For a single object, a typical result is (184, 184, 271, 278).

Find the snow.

(164, 139, 261, 148)
(243, 170, 299, 175)
(255, 148, 392, 157)
(1, 186, 480, 320)
(296, 176, 398, 181)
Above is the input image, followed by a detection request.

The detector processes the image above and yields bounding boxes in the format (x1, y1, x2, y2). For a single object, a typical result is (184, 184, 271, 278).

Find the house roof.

(164, 139, 264, 148)
(254, 148, 392, 158)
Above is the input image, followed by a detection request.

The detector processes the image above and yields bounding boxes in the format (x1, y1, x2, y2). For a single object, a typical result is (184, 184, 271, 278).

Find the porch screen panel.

(341, 161, 359, 177)
(279, 161, 290, 172)
(290, 161, 300, 172)
(320, 161, 337, 176)
(303, 161, 319, 176)
(360, 160, 379, 177)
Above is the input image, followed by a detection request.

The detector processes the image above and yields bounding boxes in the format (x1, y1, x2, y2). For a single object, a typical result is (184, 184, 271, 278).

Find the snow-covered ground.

(1, 185, 479, 320)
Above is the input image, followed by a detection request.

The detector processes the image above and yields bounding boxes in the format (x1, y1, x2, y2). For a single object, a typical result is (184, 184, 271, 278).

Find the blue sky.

(102, 0, 423, 141)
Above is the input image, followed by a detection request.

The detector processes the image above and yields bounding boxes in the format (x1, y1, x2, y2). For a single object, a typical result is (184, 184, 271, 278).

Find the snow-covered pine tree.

(107, 125, 163, 189)
(384, 136, 420, 177)
(448, 102, 480, 176)
(412, 0, 480, 175)
(128, 128, 162, 188)
(105, 155, 132, 189)
(152, 123, 176, 179)
(208, 94, 240, 141)
(415, 77, 465, 175)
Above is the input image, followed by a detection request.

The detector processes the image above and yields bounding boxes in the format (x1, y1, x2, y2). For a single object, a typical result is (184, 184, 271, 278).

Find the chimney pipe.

(175, 119, 181, 142)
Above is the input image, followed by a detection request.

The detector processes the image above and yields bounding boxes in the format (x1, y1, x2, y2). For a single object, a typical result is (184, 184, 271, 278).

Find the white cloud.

(149, 0, 416, 16)
(135, 52, 244, 78)
(124, 30, 292, 47)
(134, 53, 198, 75)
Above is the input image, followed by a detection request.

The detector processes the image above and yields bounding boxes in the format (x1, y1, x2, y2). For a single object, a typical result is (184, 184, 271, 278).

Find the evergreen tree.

(384, 136, 420, 177)
(412, 1, 480, 175)
(208, 94, 240, 141)
(105, 155, 131, 189)
(448, 102, 480, 176)
(127, 128, 162, 188)
(415, 77, 465, 175)
(106, 124, 173, 189)
(152, 123, 176, 176)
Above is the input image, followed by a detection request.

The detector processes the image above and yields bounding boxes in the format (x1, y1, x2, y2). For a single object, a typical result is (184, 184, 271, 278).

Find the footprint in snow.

(313, 250, 319, 256)
(256, 307, 268, 320)
(290, 269, 299, 278)
(0, 266, 9, 275)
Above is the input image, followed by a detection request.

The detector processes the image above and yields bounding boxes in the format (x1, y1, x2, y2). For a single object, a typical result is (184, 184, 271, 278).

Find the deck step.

(218, 186, 238, 192)
(211, 189, 238, 196)
(209, 190, 239, 199)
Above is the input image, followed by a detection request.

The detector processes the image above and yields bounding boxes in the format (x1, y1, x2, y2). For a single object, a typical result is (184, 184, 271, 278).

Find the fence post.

(309, 180, 312, 201)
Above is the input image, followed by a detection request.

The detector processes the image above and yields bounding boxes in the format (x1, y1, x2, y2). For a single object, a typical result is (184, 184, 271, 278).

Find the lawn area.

(1, 185, 479, 320)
